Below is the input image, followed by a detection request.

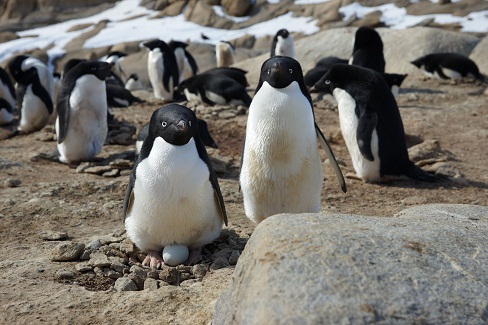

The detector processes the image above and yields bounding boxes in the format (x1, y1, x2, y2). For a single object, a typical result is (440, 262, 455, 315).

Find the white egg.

(162, 244, 190, 266)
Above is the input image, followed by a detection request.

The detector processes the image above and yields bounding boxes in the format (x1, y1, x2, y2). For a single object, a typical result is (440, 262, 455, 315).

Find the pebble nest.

(51, 229, 248, 291)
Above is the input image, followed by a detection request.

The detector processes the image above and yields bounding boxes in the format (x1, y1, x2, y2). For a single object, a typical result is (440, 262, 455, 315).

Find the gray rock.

(4, 178, 21, 187)
(89, 252, 111, 268)
(470, 34, 488, 75)
(40, 230, 68, 241)
(144, 278, 159, 291)
(50, 242, 85, 261)
(228, 250, 240, 265)
(214, 204, 488, 325)
(159, 265, 178, 284)
(83, 165, 112, 175)
(191, 264, 208, 279)
(114, 277, 138, 292)
(210, 256, 230, 270)
(75, 262, 93, 272)
(55, 270, 76, 280)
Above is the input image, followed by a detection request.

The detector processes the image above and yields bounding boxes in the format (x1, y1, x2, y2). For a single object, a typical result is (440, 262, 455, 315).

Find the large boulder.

(214, 204, 488, 324)
(470, 34, 488, 75)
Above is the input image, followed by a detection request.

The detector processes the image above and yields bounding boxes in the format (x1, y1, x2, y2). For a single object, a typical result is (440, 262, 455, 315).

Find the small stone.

(228, 250, 241, 265)
(130, 265, 147, 280)
(104, 268, 122, 279)
(180, 279, 200, 287)
(218, 111, 237, 119)
(86, 239, 102, 251)
(4, 198, 15, 206)
(79, 250, 92, 260)
(109, 159, 133, 170)
(84, 166, 112, 175)
(75, 262, 93, 272)
(180, 272, 191, 281)
(120, 170, 132, 176)
(210, 256, 230, 270)
(144, 278, 159, 291)
(103, 169, 120, 178)
(51, 242, 85, 261)
(111, 261, 129, 274)
(90, 252, 112, 268)
(4, 178, 21, 188)
(114, 277, 138, 292)
(128, 273, 144, 290)
(93, 267, 104, 276)
(212, 248, 234, 260)
(119, 242, 134, 254)
(147, 269, 159, 280)
(76, 162, 93, 173)
(98, 235, 121, 246)
(40, 231, 68, 241)
(55, 269, 76, 280)
(191, 264, 208, 279)
(159, 265, 178, 284)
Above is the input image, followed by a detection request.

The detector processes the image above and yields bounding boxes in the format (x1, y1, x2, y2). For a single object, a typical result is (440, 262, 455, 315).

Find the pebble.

(159, 265, 178, 284)
(130, 265, 147, 281)
(103, 169, 120, 178)
(144, 278, 159, 291)
(210, 256, 230, 270)
(192, 264, 208, 279)
(84, 166, 113, 175)
(40, 231, 68, 241)
(90, 252, 111, 268)
(56, 270, 76, 280)
(75, 262, 93, 272)
(114, 277, 138, 292)
(51, 242, 85, 261)
(76, 162, 93, 173)
(111, 261, 130, 274)
(228, 250, 241, 265)
(4, 178, 21, 188)
(128, 273, 144, 290)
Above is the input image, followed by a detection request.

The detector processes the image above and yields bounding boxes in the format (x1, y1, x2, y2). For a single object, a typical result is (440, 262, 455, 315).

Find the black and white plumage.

(123, 104, 227, 268)
(304, 56, 348, 88)
(410, 53, 485, 81)
(215, 41, 235, 68)
(177, 72, 251, 107)
(315, 63, 443, 183)
(143, 39, 179, 101)
(135, 117, 218, 155)
(106, 83, 144, 108)
(104, 51, 127, 86)
(0, 66, 16, 109)
(168, 40, 199, 82)
(240, 56, 346, 224)
(202, 67, 249, 87)
(349, 26, 385, 73)
(271, 29, 295, 58)
(125, 73, 144, 91)
(381, 73, 408, 98)
(56, 61, 112, 165)
(8, 55, 54, 133)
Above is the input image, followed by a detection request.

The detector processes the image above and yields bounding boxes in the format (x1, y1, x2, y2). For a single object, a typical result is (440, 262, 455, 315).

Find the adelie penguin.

(349, 26, 385, 73)
(0, 66, 17, 109)
(215, 41, 235, 68)
(314, 63, 444, 183)
(410, 53, 485, 82)
(143, 39, 179, 101)
(168, 40, 199, 82)
(106, 83, 144, 108)
(122, 104, 227, 268)
(8, 55, 54, 134)
(56, 61, 112, 166)
(270, 29, 295, 58)
(240, 56, 346, 224)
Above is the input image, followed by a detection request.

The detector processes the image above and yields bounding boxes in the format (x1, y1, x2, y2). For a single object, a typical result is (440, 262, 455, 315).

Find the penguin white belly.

(275, 37, 295, 58)
(113, 97, 129, 107)
(57, 76, 107, 163)
(125, 137, 222, 252)
(18, 86, 49, 133)
(240, 82, 323, 223)
(333, 88, 380, 182)
(174, 48, 192, 82)
(125, 78, 143, 91)
(22, 58, 54, 98)
(184, 89, 202, 102)
(148, 50, 172, 99)
(441, 67, 462, 80)
(205, 91, 226, 105)
(0, 108, 13, 125)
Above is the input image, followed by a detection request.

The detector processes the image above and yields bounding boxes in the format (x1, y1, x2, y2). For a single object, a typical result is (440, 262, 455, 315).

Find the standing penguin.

(240, 56, 346, 224)
(123, 104, 227, 268)
(104, 51, 127, 86)
(168, 40, 199, 82)
(410, 53, 485, 81)
(56, 61, 112, 165)
(143, 39, 179, 101)
(270, 29, 295, 58)
(8, 55, 54, 133)
(314, 63, 442, 183)
(0, 66, 16, 109)
(215, 41, 235, 68)
(349, 26, 385, 73)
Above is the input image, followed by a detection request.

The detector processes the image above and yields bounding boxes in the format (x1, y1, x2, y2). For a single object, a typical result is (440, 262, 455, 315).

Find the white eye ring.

(325, 80, 331, 85)
(189, 121, 192, 126)
(289, 69, 293, 74)
(267, 69, 270, 75)
(162, 121, 167, 127)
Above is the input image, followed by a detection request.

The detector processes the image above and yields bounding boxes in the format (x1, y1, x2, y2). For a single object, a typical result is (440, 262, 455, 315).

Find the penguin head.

(168, 40, 188, 50)
(259, 56, 304, 89)
(143, 39, 171, 52)
(73, 61, 113, 81)
(148, 104, 199, 146)
(63, 58, 87, 76)
(7, 55, 29, 83)
(128, 73, 139, 81)
(105, 51, 127, 62)
(353, 26, 383, 52)
(276, 29, 290, 39)
(311, 63, 362, 95)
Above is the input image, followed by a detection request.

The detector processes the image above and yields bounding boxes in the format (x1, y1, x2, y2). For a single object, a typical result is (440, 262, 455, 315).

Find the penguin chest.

(126, 138, 221, 250)
(334, 88, 380, 182)
(240, 82, 322, 220)
(18, 85, 49, 133)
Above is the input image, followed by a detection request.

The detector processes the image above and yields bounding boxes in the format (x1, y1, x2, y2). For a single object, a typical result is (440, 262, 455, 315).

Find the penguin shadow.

(375, 174, 488, 190)
(399, 87, 444, 95)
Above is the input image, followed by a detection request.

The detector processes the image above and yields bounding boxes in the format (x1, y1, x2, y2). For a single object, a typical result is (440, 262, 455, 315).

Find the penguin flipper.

(32, 76, 54, 115)
(185, 50, 199, 75)
(356, 112, 378, 162)
(56, 95, 70, 144)
(315, 123, 347, 193)
(122, 170, 136, 221)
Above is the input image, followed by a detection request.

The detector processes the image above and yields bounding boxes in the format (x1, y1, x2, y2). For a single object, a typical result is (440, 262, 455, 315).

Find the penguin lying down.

(313, 63, 446, 183)
(411, 53, 485, 82)
(123, 104, 227, 268)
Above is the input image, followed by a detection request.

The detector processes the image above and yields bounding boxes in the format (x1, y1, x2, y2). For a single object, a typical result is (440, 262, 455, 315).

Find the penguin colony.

(1, 24, 484, 269)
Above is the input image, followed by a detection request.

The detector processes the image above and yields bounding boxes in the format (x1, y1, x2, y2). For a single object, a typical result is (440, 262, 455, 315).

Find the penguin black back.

(350, 26, 385, 73)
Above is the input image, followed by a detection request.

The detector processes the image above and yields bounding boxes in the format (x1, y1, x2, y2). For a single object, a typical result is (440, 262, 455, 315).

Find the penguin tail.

(405, 164, 449, 183)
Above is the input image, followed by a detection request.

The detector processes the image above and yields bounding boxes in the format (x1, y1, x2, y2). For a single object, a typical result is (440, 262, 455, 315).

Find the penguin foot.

(185, 247, 202, 266)
(143, 250, 163, 269)
(345, 172, 363, 181)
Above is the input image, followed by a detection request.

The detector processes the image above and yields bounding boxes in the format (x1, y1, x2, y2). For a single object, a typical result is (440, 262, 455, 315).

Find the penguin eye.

(289, 69, 293, 74)
(267, 69, 270, 75)
(325, 80, 331, 85)
(162, 121, 167, 127)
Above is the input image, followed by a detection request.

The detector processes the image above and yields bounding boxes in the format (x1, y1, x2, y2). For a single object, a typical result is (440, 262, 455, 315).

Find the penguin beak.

(176, 120, 187, 130)
(271, 62, 282, 74)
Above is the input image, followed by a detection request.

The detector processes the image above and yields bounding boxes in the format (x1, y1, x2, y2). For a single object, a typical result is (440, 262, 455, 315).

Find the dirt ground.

(1, 73, 487, 324)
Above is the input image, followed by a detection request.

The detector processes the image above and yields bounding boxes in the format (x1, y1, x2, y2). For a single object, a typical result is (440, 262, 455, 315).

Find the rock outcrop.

(214, 204, 488, 324)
